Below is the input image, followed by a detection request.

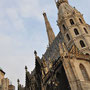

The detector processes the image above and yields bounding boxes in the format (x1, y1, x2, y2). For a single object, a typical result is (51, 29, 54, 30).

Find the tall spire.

(43, 12, 55, 46)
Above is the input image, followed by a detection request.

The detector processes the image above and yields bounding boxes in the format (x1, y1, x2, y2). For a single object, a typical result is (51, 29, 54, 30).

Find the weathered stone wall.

(63, 54, 90, 90)
(0, 73, 4, 85)
(57, 0, 90, 54)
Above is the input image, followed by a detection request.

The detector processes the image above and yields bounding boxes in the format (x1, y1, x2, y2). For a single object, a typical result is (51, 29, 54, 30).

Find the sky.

(0, 0, 90, 89)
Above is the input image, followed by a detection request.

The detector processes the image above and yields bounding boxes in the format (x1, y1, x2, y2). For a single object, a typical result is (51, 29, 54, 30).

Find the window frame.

(70, 19, 75, 25)
(66, 34, 70, 41)
(79, 18, 83, 24)
(80, 40, 86, 48)
(74, 28, 79, 35)
(84, 27, 88, 34)
(79, 64, 89, 81)
(62, 24, 66, 31)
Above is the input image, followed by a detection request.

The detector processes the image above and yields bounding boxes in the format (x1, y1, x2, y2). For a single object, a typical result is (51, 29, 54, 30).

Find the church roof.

(0, 67, 5, 74)
(43, 32, 63, 61)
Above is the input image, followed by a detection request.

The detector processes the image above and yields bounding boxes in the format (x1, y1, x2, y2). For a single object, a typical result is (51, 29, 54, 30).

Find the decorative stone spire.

(43, 12, 55, 46)
(42, 56, 49, 74)
(55, 0, 68, 9)
(17, 79, 20, 85)
(25, 66, 28, 72)
(34, 50, 37, 58)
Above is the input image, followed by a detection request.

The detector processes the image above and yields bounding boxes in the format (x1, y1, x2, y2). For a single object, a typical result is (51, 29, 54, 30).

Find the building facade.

(0, 68, 15, 90)
(0, 68, 9, 90)
(18, 0, 90, 90)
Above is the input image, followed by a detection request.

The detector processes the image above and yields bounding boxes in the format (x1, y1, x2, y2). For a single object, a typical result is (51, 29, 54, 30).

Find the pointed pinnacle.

(17, 79, 20, 85)
(25, 66, 28, 72)
(43, 12, 55, 46)
(34, 50, 37, 57)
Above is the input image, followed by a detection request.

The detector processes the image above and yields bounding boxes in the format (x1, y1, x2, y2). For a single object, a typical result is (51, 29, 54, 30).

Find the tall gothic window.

(70, 19, 74, 25)
(80, 40, 86, 48)
(74, 28, 79, 35)
(62, 24, 66, 31)
(80, 64, 89, 81)
(79, 18, 83, 24)
(66, 34, 70, 41)
(84, 28, 88, 34)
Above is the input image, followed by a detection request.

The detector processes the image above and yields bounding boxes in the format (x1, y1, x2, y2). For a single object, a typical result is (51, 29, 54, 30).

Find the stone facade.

(18, 0, 90, 90)
(57, 0, 90, 54)
(0, 68, 15, 90)
(0, 68, 5, 85)
(0, 68, 9, 90)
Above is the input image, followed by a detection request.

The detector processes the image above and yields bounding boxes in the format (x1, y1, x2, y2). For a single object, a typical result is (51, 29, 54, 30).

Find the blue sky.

(0, 0, 90, 89)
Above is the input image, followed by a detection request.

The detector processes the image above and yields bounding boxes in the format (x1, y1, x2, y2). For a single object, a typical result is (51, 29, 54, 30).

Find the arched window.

(84, 28, 88, 34)
(74, 28, 79, 35)
(80, 40, 86, 48)
(66, 34, 70, 41)
(62, 24, 66, 31)
(86, 53, 89, 56)
(79, 64, 89, 81)
(79, 18, 83, 24)
(70, 19, 74, 25)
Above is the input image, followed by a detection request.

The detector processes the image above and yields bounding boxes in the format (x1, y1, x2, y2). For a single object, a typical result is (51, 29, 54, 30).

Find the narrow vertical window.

(66, 34, 70, 41)
(80, 40, 86, 48)
(80, 64, 89, 81)
(79, 18, 83, 24)
(84, 28, 88, 34)
(74, 28, 79, 35)
(62, 24, 66, 31)
(70, 19, 74, 25)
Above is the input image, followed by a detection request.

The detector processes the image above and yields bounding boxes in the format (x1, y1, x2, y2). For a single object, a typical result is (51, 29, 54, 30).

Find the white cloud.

(16, 0, 57, 21)
(18, 0, 43, 20)
(6, 8, 26, 32)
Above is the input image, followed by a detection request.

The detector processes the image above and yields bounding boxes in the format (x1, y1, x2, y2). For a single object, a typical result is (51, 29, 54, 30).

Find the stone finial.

(43, 12, 55, 46)
(34, 50, 37, 57)
(43, 12, 46, 17)
(17, 79, 20, 85)
(25, 66, 28, 72)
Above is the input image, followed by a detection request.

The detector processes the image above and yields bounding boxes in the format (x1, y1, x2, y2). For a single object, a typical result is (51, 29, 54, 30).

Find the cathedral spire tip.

(43, 12, 55, 46)
(43, 12, 46, 16)
(17, 79, 20, 85)
(34, 50, 37, 58)
(25, 66, 28, 72)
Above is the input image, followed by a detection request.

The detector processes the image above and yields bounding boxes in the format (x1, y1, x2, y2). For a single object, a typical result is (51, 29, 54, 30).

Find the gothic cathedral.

(18, 0, 90, 90)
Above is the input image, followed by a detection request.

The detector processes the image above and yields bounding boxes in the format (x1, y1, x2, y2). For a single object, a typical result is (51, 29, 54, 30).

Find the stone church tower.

(56, 0, 90, 55)
(18, 0, 90, 90)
